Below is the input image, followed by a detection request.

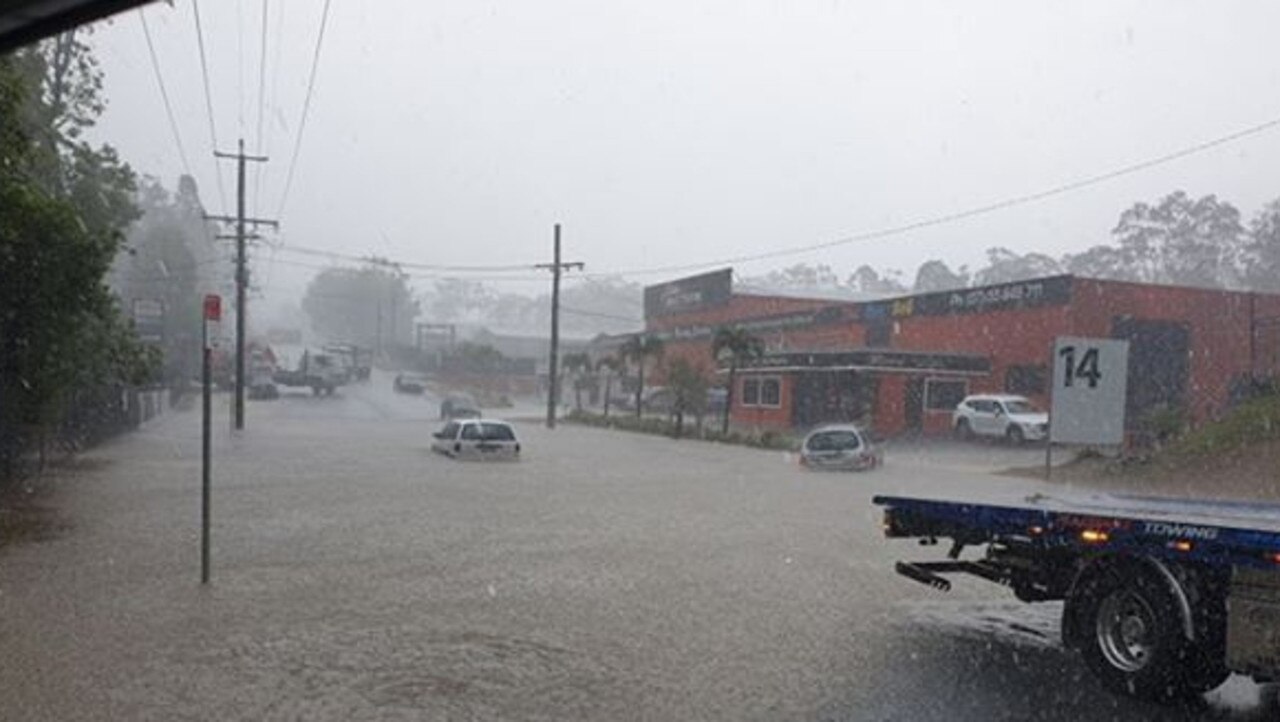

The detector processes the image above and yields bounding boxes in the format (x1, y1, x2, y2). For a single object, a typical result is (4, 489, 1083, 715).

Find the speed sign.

(1049, 336, 1129, 445)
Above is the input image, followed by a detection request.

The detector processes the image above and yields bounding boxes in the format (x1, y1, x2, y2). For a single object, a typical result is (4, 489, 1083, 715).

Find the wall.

(890, 304, 1070, 412)
(1069, 279, 1280, 425)
(728, 373, 792, 430)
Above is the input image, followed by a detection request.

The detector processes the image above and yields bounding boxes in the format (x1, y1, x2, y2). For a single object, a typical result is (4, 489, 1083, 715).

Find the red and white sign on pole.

(203, 294, 222, 349)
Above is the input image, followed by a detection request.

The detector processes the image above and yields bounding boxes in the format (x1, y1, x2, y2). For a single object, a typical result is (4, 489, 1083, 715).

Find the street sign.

(132, 298, 165, 343)
(1049, 336, 1130, 446)
(203, 294, 222, 321)
(203, 295, 222, 350)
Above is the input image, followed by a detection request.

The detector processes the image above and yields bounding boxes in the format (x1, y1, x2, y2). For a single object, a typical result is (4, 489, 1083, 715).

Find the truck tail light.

(1080, 529, 1110, 544)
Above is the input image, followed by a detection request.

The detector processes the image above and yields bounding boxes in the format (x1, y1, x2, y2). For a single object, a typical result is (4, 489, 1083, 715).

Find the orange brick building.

(638, 269, 1280, 437)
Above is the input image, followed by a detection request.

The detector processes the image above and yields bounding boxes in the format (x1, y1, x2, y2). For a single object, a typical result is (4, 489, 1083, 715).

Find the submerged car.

(432, 419, 521, 460)
(952, 394, 1049, 444)
(798, 424, 882, 471)
(393, 373, 430, 394)
(439, 394, 480, 419)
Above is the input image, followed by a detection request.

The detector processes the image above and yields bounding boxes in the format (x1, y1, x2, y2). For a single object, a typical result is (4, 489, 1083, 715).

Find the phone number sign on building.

(1049, 336, 1130, 446)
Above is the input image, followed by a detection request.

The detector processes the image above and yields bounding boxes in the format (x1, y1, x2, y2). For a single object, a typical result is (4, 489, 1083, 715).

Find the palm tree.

(665, 357, 709, 438)
(595, 354, 623, 418)
(561, 352, 592, 410)
(620, 334, 665, 418)
(711, 326, 765, 434)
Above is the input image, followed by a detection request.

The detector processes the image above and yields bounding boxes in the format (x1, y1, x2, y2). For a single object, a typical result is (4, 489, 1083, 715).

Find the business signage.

(643, 268, 733, 319)
(653, 304, 860, 342)
(865, 276, 1073, 320)
(1049, 336, 1130, 446)
(741, 349, 991, 375)
(132, 298, 165, 343)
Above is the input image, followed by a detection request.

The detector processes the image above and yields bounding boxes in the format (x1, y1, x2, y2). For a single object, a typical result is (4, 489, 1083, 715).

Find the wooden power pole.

(536, 224, 583, 429)
(207, 139, 277, 430)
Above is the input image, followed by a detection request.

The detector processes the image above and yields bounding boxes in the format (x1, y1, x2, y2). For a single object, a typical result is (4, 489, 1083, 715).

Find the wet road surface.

(1, 377, 1276, 720)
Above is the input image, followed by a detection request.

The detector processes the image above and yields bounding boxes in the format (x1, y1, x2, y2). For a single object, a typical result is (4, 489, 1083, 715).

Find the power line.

(138, 8, 193, 180)
(191, 0, 229, 213)
(560, 306, 643, 324)
(256, 0, 287, 218)
(252, 0, 270, 215)
(236, 0, 246, 135)
(273, 242, 539, 273)
(260, 255, 549, 282)
(275, 0, 333, 219)
(583, 113, 1280, 279)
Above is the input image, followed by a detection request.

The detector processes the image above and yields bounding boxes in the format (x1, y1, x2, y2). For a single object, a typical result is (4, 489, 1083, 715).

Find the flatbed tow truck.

(874, 491, 1280, 701)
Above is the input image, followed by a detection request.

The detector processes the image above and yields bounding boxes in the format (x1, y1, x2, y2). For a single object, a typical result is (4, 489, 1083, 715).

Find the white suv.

(432, 419, 521, 460)
(952, 394, 1048, 444)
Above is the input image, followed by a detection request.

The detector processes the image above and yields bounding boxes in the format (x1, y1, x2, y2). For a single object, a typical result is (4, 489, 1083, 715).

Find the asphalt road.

(1, 376, 1276, 721)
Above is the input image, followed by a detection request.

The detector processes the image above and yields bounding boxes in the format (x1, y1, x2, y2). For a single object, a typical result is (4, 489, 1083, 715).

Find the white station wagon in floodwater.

(952, 394, 1049, 444)
(432, 419, 522, 460)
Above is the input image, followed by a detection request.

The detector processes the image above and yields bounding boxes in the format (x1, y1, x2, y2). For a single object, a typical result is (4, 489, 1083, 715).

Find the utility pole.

(536, 223, 583, 429)
(207, 139, 276, 431)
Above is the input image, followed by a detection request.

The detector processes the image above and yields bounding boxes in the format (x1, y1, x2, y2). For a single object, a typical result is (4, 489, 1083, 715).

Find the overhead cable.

(138, 9, 193, 180)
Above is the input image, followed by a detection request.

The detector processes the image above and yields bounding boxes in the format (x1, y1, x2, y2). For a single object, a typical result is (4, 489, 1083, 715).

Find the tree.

(665, 357, 709, 438)
(912, 260, 969, 293)
(711, 326, 764, 434)
(595, 354, 623, 418)
(561, 352, 592, 410)
(1062, 244, 1136, 281)
(302, 264, 417, 350)
(1, 44, 156, 477)
(845, 265, 907, 295)
(423, 278, 495, 323)
(1111, 191, 1245, 289)
(1244, 199, 1280, 293)
(113, 175, 220, 392)
(452, 342, 505, 372)
(620, 334, 664, 418)
(971, 247, 1063, 287)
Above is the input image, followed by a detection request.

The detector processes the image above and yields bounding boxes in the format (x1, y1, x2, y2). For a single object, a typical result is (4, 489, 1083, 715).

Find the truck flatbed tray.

(873, 492, 1280, 571)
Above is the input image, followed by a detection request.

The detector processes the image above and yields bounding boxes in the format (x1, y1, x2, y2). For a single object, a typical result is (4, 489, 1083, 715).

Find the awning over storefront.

(732, 349, 991, 376)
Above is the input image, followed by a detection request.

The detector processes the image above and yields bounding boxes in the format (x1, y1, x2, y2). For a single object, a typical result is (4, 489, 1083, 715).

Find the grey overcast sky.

(88, 0, 1280, 299)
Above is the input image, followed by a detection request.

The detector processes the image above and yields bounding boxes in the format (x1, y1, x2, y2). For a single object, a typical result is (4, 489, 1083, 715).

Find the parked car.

(431, 419, 521, 460)
(393, 373, 429, 394)
(706, 387, 728, 414)
(952, 394, 1049, 444)
(642, 387, 674, 414)
(799, 424, 882, 471)
(440, 394, 481, 419)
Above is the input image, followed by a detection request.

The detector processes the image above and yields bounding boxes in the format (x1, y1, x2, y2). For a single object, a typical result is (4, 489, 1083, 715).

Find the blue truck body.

(873, 491, 1280, 700)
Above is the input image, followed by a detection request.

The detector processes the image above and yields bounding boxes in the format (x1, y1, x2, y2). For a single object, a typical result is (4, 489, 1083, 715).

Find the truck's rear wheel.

(1071, 561, 1221, 701)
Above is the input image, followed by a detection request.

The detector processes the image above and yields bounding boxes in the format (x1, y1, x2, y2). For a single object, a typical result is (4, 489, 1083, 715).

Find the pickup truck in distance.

(874, 492, 1280, 702)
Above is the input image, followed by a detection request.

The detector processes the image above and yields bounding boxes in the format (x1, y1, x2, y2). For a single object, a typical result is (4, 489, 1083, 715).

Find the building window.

(924, 379, 968, 411)
(740, 376, 781, 408)
(866, 319, 891, 347)
(760, 378, 781, 407)
(1005, 365, 1047, 395)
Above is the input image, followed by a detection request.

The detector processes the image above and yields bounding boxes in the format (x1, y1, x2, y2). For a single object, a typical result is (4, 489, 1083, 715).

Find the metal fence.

(1, 384, 166, 484)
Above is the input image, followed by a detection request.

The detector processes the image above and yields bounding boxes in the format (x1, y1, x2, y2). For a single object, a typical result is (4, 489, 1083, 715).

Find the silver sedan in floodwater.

(798, 424, 882, 471)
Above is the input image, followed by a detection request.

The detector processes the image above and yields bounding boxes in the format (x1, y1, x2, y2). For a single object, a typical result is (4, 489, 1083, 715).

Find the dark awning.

(1, 0, 156, 54)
